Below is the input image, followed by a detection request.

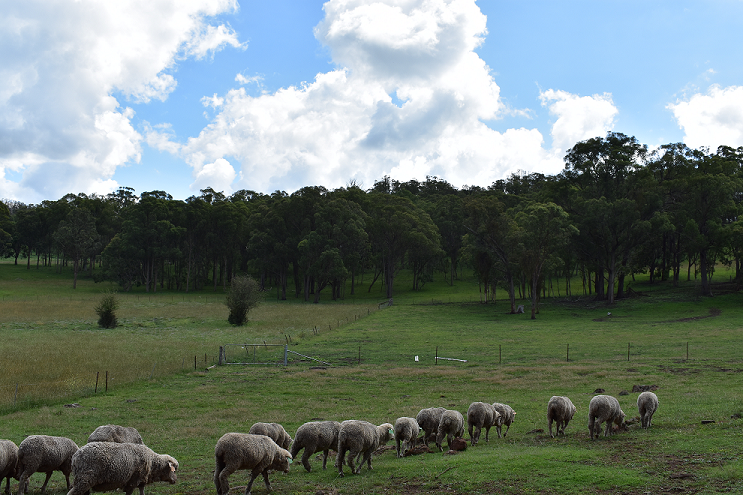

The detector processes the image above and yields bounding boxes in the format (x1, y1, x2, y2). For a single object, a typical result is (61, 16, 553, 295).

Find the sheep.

(16, 435, 78, 495)
(393, 418, 419, 458)
(214, 433, 292, 495)
(466, 402, 499, 446)
(415, 407, 445, 448)
(492, 403, 516, 438)
(335, 420, 393, 476)
(66, 441, 178, 495)
(547, 396, 576, 438)
(0, 440, 18, 495)
(87, 425, 144, 445)
(289, 421, 340, 472)
(247, 423, 292, 451)
(637, 391, 659, 429)
(435, 410, 465, 452)
(588, 395, 626, 440)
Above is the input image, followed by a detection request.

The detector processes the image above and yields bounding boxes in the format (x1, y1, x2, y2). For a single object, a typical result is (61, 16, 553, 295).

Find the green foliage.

(225, 275, 262, 325)
(94, 290, 118, 328)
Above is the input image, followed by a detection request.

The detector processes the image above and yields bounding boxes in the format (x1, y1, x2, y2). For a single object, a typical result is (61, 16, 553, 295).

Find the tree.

(225, 275, 262, 325)
(512, 202, 577, 319)
(94, 291, 119, 328)
(54, 208, 99, 288)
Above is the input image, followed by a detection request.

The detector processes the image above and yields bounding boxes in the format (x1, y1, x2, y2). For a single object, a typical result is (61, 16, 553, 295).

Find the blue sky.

(2, 0, 743, 203)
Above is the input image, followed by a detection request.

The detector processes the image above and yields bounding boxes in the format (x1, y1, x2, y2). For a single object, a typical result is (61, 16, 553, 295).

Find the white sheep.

(588, 395, 626, 440)
(66, 441, 177, 495)
(335, 420, 393, 476)
(393, 417, 419, 458)
(16, 435, 78, 495)
(435, 410, 465, 452)
(547, 396, 576, 438)
(466, 402, 499, 446)
(87, 425, 144, 445)
(289, 421, 340, 472)
(247, 422, 292, 451)
(637, 391, 659, 429)
(0, 440, 18, 495)
(214, 433, 292, 495)
(415, 407, 445, 448)
(492, 403, 516, 438)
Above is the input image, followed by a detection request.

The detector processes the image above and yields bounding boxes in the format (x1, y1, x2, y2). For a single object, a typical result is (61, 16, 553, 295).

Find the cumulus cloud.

(191, 158, 237, 194)
(0, 0, 241, 202)
(180, 0, 586, 193)
(668, 85, 743, 150)
(540, 89, 618, 155)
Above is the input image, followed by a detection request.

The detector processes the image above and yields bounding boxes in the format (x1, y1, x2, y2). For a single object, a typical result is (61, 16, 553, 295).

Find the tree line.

(1, 133, 741, 318)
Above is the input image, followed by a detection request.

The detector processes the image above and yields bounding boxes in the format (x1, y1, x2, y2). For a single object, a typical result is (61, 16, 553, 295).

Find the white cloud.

(668, 85, 743, 150)
(190, 158, 237, 194)
(540, 89, 618, 155)
(180, 0, 572, 192)
(0, 0, 242, 202)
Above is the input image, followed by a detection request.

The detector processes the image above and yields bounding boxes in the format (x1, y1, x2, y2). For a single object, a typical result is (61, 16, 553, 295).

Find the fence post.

(566, 344, 569, 363)
(219, 346, 224, 365)
(627, 343, 630, 361)
(358, 346, 361, 365)
(499, 345, 501, 364)
(686, 342, 689, 360)
(105, 371, 108, 392)
(435, 346, 438, 365)
(95, 372, 99, 393)
(14, 384, 18, 406)
(284, 345, 288, 366)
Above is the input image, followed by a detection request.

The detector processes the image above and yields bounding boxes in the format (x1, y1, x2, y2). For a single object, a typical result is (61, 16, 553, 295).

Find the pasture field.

(1, 261, 743, 494)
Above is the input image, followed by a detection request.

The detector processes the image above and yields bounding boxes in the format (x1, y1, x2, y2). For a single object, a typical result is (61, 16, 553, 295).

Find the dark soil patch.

(664, 307, 721, 323)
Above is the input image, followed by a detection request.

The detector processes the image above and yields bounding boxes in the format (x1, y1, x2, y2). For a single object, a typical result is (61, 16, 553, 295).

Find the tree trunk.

(700, 248, 711, 296)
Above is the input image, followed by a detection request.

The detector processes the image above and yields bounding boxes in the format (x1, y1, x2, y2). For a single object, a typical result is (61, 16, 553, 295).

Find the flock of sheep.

(0, 391, 658, 495)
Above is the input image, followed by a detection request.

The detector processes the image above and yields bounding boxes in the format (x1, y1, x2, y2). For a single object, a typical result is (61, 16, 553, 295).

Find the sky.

(2, 0, 743, 204)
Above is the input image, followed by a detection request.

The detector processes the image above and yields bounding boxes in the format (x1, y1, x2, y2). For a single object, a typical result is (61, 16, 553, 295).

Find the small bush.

(226, 275, 262, 326)
(95, 291, 119, 328)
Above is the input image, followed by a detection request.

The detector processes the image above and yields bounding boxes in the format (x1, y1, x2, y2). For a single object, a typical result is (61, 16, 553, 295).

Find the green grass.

(1, 260, 743, 493)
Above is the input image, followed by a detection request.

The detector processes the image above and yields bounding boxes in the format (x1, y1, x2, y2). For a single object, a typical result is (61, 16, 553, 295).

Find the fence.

(218, 344, 332, 367)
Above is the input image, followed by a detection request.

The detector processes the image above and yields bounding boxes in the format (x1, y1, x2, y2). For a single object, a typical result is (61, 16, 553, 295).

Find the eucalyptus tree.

(511, 202, 577, 318)
(53, 207, 99, 288)
(365, 192, 442, 298)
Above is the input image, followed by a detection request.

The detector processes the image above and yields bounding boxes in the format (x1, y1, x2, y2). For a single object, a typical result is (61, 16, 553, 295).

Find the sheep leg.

(40, 471, 54, 493)
(216, 466, 235, 495)
(467, 424, 474, 444)
(321, 449, 329, 470)
(261, 469, 272, 492)
(548, 419, 554, 438)
(603, 420, 611, 437)
(357, 450, 372, 474)
(346, 449, 358, 475)
(301, 449, 312, 472)
(485, 426, 492, 442)
(504, 423, 510, 437)
(396, 438, 402, 458)
(589, 417, 596, 440)
(245, 467, 262, 495)
(335, 445, 347, 477)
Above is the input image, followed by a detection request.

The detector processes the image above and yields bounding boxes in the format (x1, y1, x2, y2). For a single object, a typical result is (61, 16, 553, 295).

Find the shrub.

(95, 291, 118, 328)
(226, 275, 262, 326)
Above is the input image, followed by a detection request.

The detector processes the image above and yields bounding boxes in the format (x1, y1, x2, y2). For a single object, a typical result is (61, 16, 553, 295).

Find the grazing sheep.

(393, 418, 419, 458)
(247, 423, 292, 451)
(0, 440, 18, 495)
(289, 421, 340, 472)
(415, 407, 445, 448)
(87, 425, 144, 445)
(16, 435, 78, 495)
(335, 421, 393, 476)
(466, 402, 499, 446)
(588, 395, 626, 440)
(435, 410, 465, 452)
(492, 403, 516, 438)
(66, 441, 178, 495)
(547, 396, 576, 438)
(214, 433, 292, 495)
(637, 391, 659, 429)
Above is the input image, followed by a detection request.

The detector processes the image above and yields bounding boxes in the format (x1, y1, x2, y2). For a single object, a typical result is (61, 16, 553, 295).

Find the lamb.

(0, 440, 18, 495)
(66, 441, 178, 495)
(547, 396, 576, 438)
(466, 402, 499, 446)
(492, 403, 516, 438)
(588, 394, 626, 440)
(415, 407, 445, 448)
(435, 410, 465, 452)
(87, 425, 144, 445)
(637, 391, 659, 429)
(289, 421, 340, 472)
(247, 422, 292, 451)
(393, 417, 419, 458)
(214, 433, 292, 495)
(335, 420, 394, 476)
(16, 435, 78, 495)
